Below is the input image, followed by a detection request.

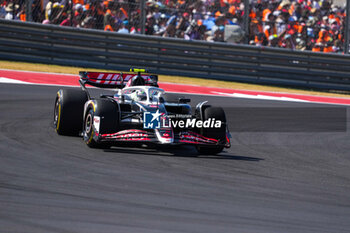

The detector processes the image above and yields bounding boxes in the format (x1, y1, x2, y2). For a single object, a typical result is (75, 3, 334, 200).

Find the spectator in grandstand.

(145, 15, 156, 35)
(176, 12, 191, 36)
(163, 21, 176, 37)
(60, 11, 76, 26)
(117, 20, 129, 33)
(45, 0, 54, 21)
(153, 13, 168, 36)
(4, 2, 19, 20)
(29, 0, 42, 22)
(4, 0, 347, 53)
(82, 15, 94, 29)
(0, 0, 7, 18)
(249, 0, 345, 52)
(103, 8, 115, 31)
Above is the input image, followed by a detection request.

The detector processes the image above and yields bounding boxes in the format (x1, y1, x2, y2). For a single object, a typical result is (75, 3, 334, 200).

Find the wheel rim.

(85, 114, 92, 134)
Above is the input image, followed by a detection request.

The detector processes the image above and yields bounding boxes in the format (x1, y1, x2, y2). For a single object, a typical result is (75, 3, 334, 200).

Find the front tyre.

(83, 109, 107, 148)
(83, 99, 120, 148)
(196, 106, 226, 155)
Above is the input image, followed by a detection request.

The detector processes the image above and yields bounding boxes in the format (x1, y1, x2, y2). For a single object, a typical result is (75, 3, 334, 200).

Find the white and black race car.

(54, 69, 230, 154)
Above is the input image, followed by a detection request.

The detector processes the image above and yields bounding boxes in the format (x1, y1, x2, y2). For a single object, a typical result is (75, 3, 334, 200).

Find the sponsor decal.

(87, 73, 150, 85)
(143, 112, 222, 129)
(93, 116, 100, 132)
(118, 133, 148, 138)
(143, 110, 162, 129)
(169, 118, 221, 129)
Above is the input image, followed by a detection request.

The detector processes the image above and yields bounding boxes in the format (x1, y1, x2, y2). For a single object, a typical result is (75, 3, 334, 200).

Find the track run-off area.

(1, 69, 350, 105)
(0, 69, 350, 233)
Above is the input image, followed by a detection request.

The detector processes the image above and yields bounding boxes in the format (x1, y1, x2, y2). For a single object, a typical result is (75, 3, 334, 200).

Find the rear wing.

(79, 70, 158, 89)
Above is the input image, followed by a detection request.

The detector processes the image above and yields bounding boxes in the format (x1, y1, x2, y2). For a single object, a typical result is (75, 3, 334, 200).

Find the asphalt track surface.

(1, 83, 350, 233)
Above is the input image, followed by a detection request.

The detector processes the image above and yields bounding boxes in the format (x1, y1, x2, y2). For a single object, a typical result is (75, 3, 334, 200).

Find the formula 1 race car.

(53, 69, 230, 154)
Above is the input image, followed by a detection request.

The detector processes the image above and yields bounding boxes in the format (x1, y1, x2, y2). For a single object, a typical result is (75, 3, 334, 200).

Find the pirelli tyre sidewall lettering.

(84, 101, 97, 145)
(83, 99, 120, 147)
(84, 109, 95, 144)
(54, 91, 62, 132)
(54, 88, 88, 136)
(84, 100, 95, 118)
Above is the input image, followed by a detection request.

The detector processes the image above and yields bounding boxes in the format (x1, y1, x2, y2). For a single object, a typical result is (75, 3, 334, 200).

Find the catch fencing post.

(25, 0, 32, 21)
(140, 0, 146, 34)
(345, 0, 350, 53)
(243, 0, 249, 44)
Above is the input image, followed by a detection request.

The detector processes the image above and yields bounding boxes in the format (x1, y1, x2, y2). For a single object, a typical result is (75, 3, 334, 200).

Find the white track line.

(0, 77, 30, 84)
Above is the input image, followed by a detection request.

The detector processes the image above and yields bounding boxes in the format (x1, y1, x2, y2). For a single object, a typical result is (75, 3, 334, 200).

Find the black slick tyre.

(54, 88, 88, 136)
(196, 106, 226, 155)
(83, 99, 119, 148)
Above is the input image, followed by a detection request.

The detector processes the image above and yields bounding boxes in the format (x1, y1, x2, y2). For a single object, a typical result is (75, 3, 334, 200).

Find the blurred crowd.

(0, 0, 347, 53)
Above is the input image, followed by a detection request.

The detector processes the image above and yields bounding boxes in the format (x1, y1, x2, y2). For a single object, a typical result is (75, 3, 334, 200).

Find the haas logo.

(91, 73, 149, 85)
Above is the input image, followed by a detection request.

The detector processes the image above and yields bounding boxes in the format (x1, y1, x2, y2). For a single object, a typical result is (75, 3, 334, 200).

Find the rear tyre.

(196, 106, 226, 155)
(54, 89, 88, 136)
(83, 99, 119, 148)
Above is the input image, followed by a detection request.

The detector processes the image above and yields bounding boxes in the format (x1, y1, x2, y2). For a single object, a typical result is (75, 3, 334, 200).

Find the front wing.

(97, 129, 231, 148)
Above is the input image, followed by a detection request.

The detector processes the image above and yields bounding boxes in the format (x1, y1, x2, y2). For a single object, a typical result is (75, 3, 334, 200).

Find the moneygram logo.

(143, 111, 222, 129)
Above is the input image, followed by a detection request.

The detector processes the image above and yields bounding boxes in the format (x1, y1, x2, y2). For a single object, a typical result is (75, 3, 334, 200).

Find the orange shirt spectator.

(262, 9, 271, 22)
(104, 24, 114, 31)
(73, 0, 84, 5)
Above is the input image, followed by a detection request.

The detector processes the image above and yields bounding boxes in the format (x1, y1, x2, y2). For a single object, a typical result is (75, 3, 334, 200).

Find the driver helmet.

(131, 90, 147, 101)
